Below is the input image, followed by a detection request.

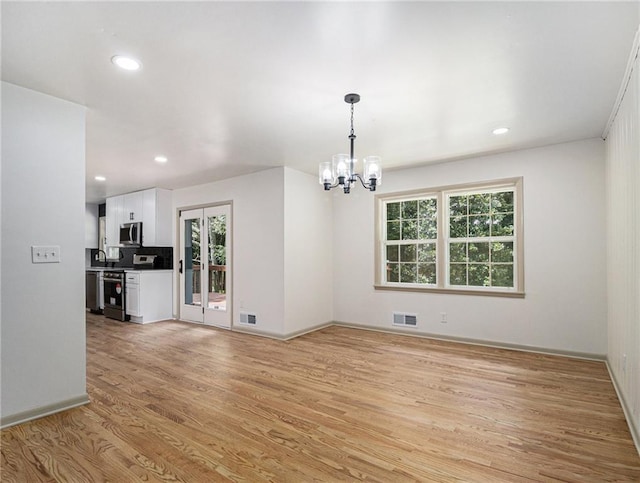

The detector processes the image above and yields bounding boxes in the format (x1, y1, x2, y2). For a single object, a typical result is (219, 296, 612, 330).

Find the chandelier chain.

(350, 102, 355, 137)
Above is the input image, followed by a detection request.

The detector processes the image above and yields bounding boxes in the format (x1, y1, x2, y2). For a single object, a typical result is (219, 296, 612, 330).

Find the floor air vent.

(239, 312, 257, 325)
(393, 312, 417, 327)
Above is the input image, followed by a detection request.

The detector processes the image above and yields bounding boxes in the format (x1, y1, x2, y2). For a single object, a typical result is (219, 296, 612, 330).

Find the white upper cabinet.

(142, 188, 172, 247)
(105, 195, 123, 247)
(105, 188, 172, 247)
(123, 192, 144, 223)
(85, 203, 99, 248)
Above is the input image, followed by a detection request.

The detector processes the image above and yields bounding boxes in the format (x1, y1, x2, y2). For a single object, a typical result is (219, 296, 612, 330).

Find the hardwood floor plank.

(0, 430, 55, 483)
(2, 314, 639, 482)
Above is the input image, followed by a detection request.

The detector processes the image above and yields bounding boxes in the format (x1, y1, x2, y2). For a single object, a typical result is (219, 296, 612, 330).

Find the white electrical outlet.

(440, 312, 447, 323)
(31, 245, 61, 263)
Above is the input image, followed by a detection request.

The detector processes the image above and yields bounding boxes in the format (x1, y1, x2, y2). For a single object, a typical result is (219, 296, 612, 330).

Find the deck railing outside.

(191, 264, 226, 294)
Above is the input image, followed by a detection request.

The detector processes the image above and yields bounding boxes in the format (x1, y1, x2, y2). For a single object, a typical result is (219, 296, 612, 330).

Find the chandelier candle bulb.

(333, 154, 349, 180)
(319, 162, 333, 189)
(364, 156, 382, 185)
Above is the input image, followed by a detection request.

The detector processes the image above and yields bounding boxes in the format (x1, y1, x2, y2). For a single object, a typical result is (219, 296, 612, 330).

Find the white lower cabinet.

(125, 270, 172, 323)
(125, 273, 141, 317)
(98, 271, 105, 310)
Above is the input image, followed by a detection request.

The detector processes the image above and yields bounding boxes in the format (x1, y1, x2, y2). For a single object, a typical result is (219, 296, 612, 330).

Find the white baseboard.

(605, 360, 640, 456)
(332, 320, 606, 361)
(231, 321, 334, 341)
(227, 319, 605, 361)
(1, 394, 90, 430)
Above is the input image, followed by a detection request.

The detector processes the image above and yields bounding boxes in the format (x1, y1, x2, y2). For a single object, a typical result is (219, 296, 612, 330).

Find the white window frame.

(382, 194, 439, 288)
(374, 177, 524, 298)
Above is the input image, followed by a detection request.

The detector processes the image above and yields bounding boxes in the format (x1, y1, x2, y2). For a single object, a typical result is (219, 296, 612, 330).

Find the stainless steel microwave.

(119, 222, 142, 246)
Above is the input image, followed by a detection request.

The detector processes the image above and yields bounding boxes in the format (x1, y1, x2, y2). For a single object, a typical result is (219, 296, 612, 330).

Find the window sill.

(373, 284, 525, 298)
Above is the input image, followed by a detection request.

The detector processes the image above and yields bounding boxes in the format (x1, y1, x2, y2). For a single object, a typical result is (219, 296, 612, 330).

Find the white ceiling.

(2, 2, 638, 203)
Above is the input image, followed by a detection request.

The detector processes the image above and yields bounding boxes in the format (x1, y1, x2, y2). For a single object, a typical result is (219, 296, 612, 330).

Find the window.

(375, 178, 524, 297)
(385, 197, 437, 285)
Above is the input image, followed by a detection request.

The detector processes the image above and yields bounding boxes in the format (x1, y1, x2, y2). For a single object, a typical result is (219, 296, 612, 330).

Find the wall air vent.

(393, 312, 418, 327)
(239, 312, 257, 325)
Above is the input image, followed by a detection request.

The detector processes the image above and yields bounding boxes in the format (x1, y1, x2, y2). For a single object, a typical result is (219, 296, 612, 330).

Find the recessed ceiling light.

(154, 155, 168, 163)
(492, 127, 510, 135)
(111, 55, 141, 71)
(95, 175, 106, 182)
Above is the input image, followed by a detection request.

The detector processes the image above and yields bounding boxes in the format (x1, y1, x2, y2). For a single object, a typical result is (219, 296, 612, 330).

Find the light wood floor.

(2, 314, 639, 482)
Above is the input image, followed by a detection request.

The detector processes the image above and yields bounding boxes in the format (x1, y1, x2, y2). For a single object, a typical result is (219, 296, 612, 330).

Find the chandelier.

(319, 93, 382, 193)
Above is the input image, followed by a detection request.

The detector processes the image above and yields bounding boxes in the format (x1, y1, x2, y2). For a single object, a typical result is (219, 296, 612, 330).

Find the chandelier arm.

(353, 173, 378, 192)
(354, 173, 370, 189)
(324, 177, 348, 191)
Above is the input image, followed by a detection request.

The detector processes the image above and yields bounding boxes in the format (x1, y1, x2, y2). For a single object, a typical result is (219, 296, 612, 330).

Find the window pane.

(491, 264, 514, 287)
(418, 219, 437, 239)
(450, 263, 467, 285)
(208, 214, 227, 265)
(449, 195, 467, 216)
(184, 218, 201, 306)
(469, 264, 490, 286)
(491, 213, 514, 236)
(450, 216, 467, 238)
(449, 242, 467, 262)
(207, 214, 228, 310)
(400, 244, 416, 262)
(469, 215, 491, 237)
(402, 220, 418, 240)
(387, 202, 401, 221)
(468, 242, 489, 262)
(417, 243, 436, 262)
(491, 191, 514, 213)
(387, 263, 399, 282)
(400, 263, 417, 283)
(402, 200, 418, 219)
(491, 242, 513, 263)
(418, 263, 436, 284)
(386, 245, 399, 262)
(419, 198, 437, 221)
(469, 193, 490, 214)
(387, 221, 400, 240)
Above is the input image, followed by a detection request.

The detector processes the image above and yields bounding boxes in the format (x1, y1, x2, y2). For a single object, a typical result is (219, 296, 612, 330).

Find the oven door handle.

(179, 260, 183, 274)
(129, 224, 134, 244)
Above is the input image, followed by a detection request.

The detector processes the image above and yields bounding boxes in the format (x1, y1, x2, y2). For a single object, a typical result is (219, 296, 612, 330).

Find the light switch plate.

(31, 245, 61, 263)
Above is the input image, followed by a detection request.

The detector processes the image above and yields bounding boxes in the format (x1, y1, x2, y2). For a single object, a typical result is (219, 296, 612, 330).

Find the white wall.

(1, 82, 88, 425)
(172, 168, 286, 335)
(173, 167, 333, 338)
(283, 168, 333, 336)
(605, 27, 640, 449)
(333, 138, 607, 356)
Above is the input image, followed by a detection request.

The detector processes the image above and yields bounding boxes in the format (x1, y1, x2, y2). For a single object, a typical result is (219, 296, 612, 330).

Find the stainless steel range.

(103, 270, 128, 321)
(133, 253, 157, 269)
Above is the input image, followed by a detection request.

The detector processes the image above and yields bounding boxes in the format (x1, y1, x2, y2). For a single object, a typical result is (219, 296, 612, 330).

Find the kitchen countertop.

(86, 267, 173, 273)
(124, 269, 173, 273)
